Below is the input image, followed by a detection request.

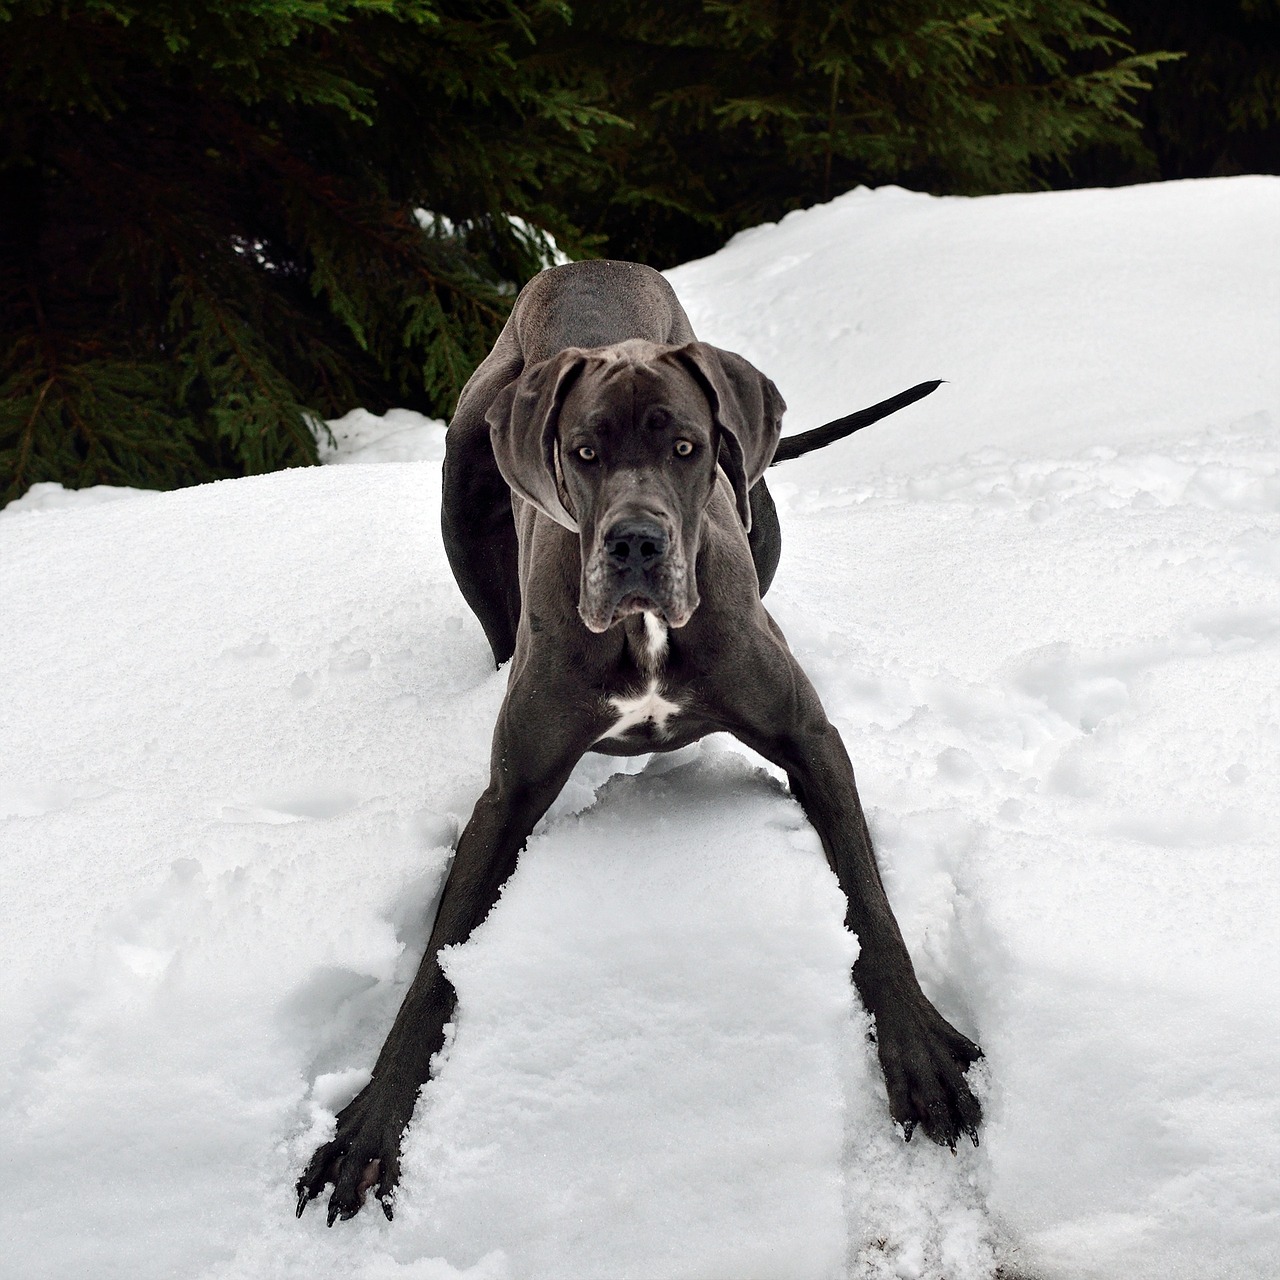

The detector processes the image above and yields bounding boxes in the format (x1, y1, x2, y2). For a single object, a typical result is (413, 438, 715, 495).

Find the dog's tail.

(771, 379, 942, 464)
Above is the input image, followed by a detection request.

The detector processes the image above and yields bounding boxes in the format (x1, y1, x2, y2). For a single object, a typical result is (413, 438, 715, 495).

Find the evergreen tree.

(0, 0, 615, 502)
(545, 0, 1175, 266)
(1101, 0, 1280, 181)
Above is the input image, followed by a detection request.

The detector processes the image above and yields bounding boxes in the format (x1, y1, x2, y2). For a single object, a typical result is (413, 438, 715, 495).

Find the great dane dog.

(297, 259, 983, 1225)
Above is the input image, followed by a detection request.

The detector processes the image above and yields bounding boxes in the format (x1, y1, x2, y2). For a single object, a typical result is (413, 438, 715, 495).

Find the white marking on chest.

(600, 679, 683, 739)
(642, 611, 668, 665)
(594, 611, 681, 742)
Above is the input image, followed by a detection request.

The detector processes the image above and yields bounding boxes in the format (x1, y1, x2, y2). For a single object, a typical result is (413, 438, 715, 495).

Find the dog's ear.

(672, 342, 785, 531)
(486, 350, 587, 532)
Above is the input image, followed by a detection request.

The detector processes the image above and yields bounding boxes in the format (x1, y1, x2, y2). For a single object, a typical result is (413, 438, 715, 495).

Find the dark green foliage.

(545, 1, 1174, 266)
(0, 1, 1176, 504)
(0, 0, 613, 502)
(1098, 0, 1280, 181)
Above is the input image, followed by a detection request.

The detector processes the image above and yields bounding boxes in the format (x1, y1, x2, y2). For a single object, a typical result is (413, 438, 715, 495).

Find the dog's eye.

(576, 446, 596, 462)
(673, 440, 694, 457)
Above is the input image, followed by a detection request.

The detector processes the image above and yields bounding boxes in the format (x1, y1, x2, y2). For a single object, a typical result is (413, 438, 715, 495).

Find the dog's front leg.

(729, 657, 983, 1149)
(296, 679, 595, 1224)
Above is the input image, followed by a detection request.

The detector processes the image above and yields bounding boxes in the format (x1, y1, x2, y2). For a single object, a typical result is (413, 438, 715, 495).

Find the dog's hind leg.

(442, 411, 523, 666)
(747, 479, 782, 597)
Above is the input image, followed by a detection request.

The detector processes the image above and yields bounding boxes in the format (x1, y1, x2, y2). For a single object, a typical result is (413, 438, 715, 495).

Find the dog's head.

(486, 338, 784, 633)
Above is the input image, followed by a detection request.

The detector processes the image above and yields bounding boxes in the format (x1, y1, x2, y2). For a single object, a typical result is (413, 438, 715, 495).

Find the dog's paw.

(874, 999, 983, 1151)
(295, 1084, 411, 1224)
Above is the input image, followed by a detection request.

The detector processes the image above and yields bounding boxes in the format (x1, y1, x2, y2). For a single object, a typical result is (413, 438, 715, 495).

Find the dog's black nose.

(605, 520, 667, 571)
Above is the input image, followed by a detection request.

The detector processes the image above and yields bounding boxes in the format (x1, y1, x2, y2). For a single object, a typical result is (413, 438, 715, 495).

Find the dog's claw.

(877, 998, 983, 1151)
(297, 1088, 408, 1226)
(295, 1164, 330, 1220)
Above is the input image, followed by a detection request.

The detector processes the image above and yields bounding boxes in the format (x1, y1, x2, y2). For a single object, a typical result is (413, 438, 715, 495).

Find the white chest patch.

(599, 679, 682, 740)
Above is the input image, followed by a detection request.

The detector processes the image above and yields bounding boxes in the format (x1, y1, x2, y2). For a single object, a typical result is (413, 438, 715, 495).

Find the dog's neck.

(621, 609, 669, 676)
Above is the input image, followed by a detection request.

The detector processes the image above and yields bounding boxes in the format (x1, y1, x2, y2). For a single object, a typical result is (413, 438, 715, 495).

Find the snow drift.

(2, 176, 1278, 1280)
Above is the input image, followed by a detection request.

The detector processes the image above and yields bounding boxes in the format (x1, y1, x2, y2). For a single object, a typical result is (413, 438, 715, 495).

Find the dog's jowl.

(297, 260, 981, 1225)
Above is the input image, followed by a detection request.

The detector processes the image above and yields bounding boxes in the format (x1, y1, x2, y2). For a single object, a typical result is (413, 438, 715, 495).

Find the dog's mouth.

(578, 566, 698, 634)
(611, 593, 694, 628)
(581, 592, 685, 633)
(584, 602, 698, 634)
(615, 592, 661, 618)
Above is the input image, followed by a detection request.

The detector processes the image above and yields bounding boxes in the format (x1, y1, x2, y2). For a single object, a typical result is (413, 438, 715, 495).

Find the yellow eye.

(674, 440, 694, 457)
(577, 446, 596, 462)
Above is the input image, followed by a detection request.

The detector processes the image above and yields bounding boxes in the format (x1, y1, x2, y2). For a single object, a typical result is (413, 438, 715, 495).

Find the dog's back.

(507, 261, 695, 365)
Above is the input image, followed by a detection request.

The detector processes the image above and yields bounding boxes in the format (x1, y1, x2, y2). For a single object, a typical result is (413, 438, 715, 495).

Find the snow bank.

(0, 479, 161, 518)
(317, 407, 447, 465)
(670, 178, 1279, 481)
(2, 177, 1278, 1280)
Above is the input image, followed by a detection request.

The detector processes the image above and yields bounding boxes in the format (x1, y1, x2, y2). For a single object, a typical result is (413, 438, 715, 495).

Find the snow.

(0, 479, 161, 518)
(318, 407, 447, 465)
(2, 176, 1278, 1280)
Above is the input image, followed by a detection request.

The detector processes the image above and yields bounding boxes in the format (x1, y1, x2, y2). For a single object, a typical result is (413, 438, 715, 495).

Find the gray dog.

(297, 260, 982, 1225)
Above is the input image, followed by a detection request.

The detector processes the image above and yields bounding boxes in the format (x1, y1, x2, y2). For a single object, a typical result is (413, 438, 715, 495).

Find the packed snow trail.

(2, 176, 1279, 1280)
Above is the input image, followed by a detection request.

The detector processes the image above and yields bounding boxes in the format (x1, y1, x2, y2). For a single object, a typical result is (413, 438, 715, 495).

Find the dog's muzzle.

(578, 517, 696, 632)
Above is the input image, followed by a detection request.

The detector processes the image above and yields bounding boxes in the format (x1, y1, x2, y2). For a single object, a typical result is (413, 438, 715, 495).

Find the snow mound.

(2, 177, 1279, 1280)
(318, 407, 448, 465)
(0, 479, 161, 518)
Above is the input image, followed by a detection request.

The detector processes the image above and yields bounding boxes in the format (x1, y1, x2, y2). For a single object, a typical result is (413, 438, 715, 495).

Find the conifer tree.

(0, 0, 615, 502)
(1103, 0, 1280, 180)
(546, 0, 1175, 265)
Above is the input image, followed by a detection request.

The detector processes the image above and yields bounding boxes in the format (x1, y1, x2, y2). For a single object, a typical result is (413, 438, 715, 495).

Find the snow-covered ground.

(2, 176, 1278, 1280)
